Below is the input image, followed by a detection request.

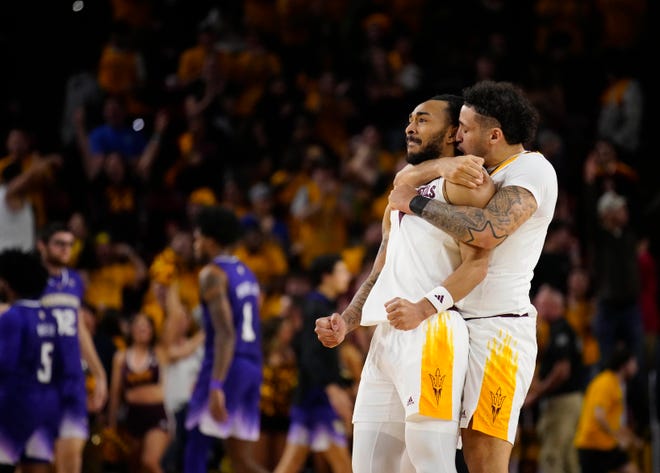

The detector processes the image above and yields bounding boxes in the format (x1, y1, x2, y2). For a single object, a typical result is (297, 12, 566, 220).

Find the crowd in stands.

(1, 1, 657, 472)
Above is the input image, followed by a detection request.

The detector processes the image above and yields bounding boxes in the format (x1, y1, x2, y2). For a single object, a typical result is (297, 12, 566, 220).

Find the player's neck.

(485, 145, 525, 171)
(44, 262, 64, 277)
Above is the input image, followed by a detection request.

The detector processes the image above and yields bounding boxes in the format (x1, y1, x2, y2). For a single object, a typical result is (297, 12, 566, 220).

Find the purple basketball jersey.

(0, 300, 61, 464)
(185, 255, 263, 440)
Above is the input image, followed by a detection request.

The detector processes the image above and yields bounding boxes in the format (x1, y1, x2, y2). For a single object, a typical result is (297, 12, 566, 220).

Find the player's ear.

(489, 127, 503, 143)
(446, 125, 459, 144)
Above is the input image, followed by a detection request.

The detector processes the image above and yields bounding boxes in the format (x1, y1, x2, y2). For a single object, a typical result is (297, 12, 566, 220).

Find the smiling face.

(405, 100, 456, 164)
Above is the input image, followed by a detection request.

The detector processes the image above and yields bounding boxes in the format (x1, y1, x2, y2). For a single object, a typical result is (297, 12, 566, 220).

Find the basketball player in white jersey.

(388, 80, 558, 473)
(316, 94, 495, 473)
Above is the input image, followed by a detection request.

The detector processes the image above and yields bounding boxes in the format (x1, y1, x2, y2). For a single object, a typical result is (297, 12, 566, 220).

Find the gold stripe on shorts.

(420, 311, 454, 419)
(472, 329, 519, 440)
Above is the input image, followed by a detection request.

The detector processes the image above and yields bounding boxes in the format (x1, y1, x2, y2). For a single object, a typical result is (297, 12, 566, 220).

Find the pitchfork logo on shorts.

(490, 386, 506, 423)
(428, 368, 446, 405)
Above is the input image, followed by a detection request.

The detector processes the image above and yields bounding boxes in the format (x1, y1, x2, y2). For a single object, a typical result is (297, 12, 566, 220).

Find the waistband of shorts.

(463, 312, 529, 320)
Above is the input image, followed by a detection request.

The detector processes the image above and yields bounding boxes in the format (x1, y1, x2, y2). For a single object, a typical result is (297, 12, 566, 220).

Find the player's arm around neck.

(393, 155, 485, 189)
(393, 183, 537, 250)
(386, 173, 495, 331)
(428, 184, 537, 249)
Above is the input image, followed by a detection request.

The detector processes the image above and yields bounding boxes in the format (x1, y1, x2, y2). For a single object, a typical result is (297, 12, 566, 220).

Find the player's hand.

(443, 155, 485, 188)
(385, 297, 432, 330)
(315, 313, 346, 348)
(209, 387, 228, 422)
(393, 163, 417, 187)
(89, 378, 108, 413)
(388, 184, 418, 214)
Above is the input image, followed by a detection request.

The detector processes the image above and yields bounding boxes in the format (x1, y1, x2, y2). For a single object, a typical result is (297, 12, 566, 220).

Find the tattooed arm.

(384, 176, 495, 330)
(315, 205, 391, 348)
(389, 183, 538, 249)
(200, 264, 235, 421)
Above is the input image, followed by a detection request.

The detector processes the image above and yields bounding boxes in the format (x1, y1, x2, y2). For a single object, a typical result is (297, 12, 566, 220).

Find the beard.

(45, 255, 67, 269)
(406, 135, 444, 165)
(406, 133, 444, 165)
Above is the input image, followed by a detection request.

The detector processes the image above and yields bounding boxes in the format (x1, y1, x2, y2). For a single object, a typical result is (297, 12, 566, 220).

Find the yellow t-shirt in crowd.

(574, 370, 623, 450)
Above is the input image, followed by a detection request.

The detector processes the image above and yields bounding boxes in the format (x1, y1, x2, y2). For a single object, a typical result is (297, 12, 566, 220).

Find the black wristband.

(409, 195, 431, 215)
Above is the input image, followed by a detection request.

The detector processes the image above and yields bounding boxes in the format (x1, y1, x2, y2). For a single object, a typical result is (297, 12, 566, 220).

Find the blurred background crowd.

(1, 0, 658, 472)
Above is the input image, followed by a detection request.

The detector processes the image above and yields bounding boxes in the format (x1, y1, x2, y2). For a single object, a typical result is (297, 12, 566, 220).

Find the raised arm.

(161, 283, 204, 363)
(390, 183, 538, 249)
(4, 154, 61, 211)
(135, 110, 168, 180)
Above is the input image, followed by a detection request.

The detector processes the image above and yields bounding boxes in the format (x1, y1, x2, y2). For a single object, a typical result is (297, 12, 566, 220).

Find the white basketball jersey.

(457, 151, 558, 319)
(362, 177, 460, 325)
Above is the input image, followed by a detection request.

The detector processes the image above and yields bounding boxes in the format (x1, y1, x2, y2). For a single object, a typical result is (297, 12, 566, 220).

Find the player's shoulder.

(199, 262, 230, 290)
(0, 303, 24, 328)
(499, 151, 556, 185)
(199, 262, 224, 278)
(66, 267, 85, 286)
(517, 151, 555, 171)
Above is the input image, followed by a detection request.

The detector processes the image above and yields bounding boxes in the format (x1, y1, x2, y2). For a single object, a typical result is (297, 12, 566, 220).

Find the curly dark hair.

(0, 249, 49, 299)
(194, 205, 243, 247)
(462, 80, 539, 146)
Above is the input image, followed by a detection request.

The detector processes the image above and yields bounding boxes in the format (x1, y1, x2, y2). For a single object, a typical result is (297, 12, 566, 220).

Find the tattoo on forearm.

(344, 271, 378, 330)
(342, 236, 387, 331)
(421, 186, 535, 245)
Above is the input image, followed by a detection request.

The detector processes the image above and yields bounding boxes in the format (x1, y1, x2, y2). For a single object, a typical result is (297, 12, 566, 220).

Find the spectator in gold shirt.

(574, 345, 643, 473)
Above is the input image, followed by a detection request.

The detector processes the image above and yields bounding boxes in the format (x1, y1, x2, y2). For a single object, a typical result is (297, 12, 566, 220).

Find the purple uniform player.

(0, 249, 61, 468)
(184, 206, 268, 473)
(37, 221, 108, 473)
(41, 268, 88, 440)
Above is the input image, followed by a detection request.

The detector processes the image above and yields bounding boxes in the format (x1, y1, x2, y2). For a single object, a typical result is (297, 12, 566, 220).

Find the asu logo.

(428, 368, 446, 406)
(420, 312, 453, 419)
(472, 329, 519, 438)
(489, 386, 506, 423)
